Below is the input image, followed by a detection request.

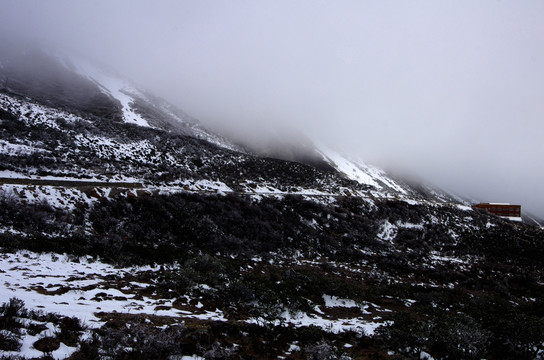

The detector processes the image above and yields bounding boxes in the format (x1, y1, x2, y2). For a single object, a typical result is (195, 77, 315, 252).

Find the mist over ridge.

(1, 1, 543, 216)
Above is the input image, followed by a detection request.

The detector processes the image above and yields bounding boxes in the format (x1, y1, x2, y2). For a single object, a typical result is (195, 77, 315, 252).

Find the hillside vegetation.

(1, 53, 543, 359)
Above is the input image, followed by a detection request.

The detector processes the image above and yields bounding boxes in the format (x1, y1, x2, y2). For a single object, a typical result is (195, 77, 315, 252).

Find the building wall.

(472, 203, 521, 217)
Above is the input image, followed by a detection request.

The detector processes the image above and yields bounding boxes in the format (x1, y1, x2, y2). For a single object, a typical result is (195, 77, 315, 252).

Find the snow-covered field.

(0, 247, 393, 360)
(0, 249, 390, 328)
(0, 249, 229, 358)
(2, 320, 80, 359)
(0, 250, 192, 325)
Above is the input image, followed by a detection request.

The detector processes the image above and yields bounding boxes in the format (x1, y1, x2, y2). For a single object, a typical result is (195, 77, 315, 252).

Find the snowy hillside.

(0, 44, 468, 205)
(63, 56, 151, 127)
(309, 140, 467, 207)
(1, 44, 544, 359)
(315, 142, 406, 193)
(59, 54, 243, 152)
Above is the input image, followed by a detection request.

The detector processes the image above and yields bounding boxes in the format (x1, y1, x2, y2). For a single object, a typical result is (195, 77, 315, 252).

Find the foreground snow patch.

(0, 249, 226, 327)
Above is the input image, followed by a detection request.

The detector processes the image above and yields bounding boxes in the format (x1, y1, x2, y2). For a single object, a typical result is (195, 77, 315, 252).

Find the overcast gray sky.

(2, 0, 544, 217)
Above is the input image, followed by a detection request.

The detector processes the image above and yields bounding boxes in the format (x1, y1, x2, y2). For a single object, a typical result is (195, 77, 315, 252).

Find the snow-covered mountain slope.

(61, 56, 151, 127)
(0, 43, 467, 206)
(227, 126, 465, 205)
(60, 54, 242, 152)
(0, 89, 369, 202)
(0, 45, 241, 152)
(0, 41, 525, 217)
(310, 141, 469, 205)
(315, 142, 406, 193)
(244, 134, 468, 205)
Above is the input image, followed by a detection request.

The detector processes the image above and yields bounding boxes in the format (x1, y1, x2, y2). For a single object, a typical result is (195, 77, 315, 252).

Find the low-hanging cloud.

(2, 0, 544, 217)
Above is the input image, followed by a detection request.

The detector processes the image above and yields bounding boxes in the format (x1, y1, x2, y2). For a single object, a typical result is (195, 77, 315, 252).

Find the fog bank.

(1, 1, 543, 216)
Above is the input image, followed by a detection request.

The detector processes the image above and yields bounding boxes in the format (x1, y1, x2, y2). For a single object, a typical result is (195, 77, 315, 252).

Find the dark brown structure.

(472, 203, 521, 217)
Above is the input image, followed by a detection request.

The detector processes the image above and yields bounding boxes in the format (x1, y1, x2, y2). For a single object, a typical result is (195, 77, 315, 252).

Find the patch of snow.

(0, 140, 46, 156)
(1, 183, 97, 211)
(2, 325, 78, 360)
(322, 295, 358, 308)
(420, 351, 436, 360)
(456, 204, 473, 211)
(397, 222, 424, 230)
(62, 57, 150, 127)
(75, 134, 177, 166)
(288, 343, 301, 352)
(179, 179, 232, 194)
(315, 144, 380, 188)
(276, 310, 386, 335)
(429, 253, 468, 265)
(0, 93, 87, 129)
(0, 249, 229, 328)
(377, 220, 397, 242)
(318, 144, 409, 194)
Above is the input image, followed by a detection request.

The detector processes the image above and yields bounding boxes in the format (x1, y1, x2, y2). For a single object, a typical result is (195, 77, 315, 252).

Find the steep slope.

(315, 143, 407, 193)
(0, 44, 241, 152)
(0, 90, 366, 197)
(61, 54, 243, 152)
(313, 141, 470, 205)
(0, 44, 121, 121)
(1, 43, 464, 204)
(233, 128, 467, 204)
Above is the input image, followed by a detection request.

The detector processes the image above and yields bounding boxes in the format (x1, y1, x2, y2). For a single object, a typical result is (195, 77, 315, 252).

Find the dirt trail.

(0, 177, 144, 188)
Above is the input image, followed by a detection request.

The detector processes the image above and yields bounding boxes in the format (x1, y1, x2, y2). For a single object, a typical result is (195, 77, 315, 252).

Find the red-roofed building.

(472, 203, 521, 218)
